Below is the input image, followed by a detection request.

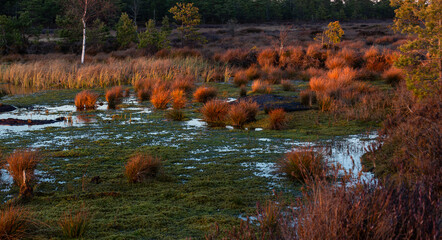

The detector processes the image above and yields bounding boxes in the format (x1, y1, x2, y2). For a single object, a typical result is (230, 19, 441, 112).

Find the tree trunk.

(81, 18, 86, 64)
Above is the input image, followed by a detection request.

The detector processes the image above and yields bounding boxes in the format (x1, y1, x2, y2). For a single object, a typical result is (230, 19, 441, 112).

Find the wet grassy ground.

(0, 82, 380, 239)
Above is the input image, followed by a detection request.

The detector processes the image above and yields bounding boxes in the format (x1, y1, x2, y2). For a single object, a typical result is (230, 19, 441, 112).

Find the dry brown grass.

(75, 90, 99, 110)
(325, 56, 347, 69)
(277, 148, 326, 182)
(251, 80, 273, 94)
(171, 75, 195, 93)
(363, 46, 389, 72)
(245, 65, 261, 80)
(150, 87, 170, 110)
(125, 154, 162, 183)
(0, 206, 31, 240)
(105, 86, 124, 109)
(201, 99, 229, 126)
(6, 149, 39, 198)
(300, 89, 317, 106)
(257, 49, 278, 67)
(382, 67, 404, 86)
(228, 104, 248, 128)
(171, 89, 186, 110)
(268, 109, 287, 130)
(263, 66, 285, 84)
(59, 208, 90, 238)
(281, 80, 294, 91)
(233, 70, 249, 87)
(279, 46, 304, 69)
(193, 86, 217, 103)
(218, 49, 256, 67)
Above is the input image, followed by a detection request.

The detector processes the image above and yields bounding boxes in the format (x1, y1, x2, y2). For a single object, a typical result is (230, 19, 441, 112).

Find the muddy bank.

(0, 104, 16, 113)
(0, 117, 65, 126)
(236, 94, 310, 112)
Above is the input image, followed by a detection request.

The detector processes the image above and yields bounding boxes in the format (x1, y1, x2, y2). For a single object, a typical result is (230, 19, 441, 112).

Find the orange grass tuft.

(59, 208, 90, 238)
(75, 90, 99, 110)
(150, 87, 170, 110)
(125, 154, 162, 183)
(171, 89, 186, 109)
(268, 109, 287, 130)
(105, 86, 124, 109)
(6, 149, 40, 198)
(193, 86, 218, 103)
(0, 206, 31, 240)
(201, 99, 229, 126)
(277, 148, 326, 182)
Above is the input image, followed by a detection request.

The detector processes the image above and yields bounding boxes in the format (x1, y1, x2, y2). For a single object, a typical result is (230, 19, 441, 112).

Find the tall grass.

(201, 100, 229, 126)
(59, 208, 90, 238)
(125, 154, 162, 183)
(0, 206, 31, 240)
(6, 149, 40, 198)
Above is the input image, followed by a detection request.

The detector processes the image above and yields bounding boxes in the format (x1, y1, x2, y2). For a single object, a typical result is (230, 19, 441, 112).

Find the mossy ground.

(0, 80, 381, 239)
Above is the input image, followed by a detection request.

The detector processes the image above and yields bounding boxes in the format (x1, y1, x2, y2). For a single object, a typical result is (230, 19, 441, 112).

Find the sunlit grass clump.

(150, 87, 170, 110)
(201, 99, 229, 126)
(75, 90, 99, 110)
(59, 208, 90, 238)
(6, 149, 40, 198)
(268, 109, 287, 130)
(125, 154, 162, 183)
(193, 86, 218, 103)
(229, 99, 259, 128)
(0, 206, 31, 240)
(277, 148, 326, 182)
(105, 86, 124, 109)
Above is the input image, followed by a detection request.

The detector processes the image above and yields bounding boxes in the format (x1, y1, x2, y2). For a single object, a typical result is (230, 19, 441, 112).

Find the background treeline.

(1, 0, 394, 28)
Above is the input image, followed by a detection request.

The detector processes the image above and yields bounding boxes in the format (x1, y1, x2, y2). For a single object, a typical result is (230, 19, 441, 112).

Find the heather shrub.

(325, 56, 346, 69)
(193, 86, 217, 103)
(277, 148, 326, 182)
(364, 46, 389, 72)
(75, 90, 99, 110)
(6, 149, 40, 198)
(268, 109, 287, 130)
(279, 46, 304, 69)
(263, 66, 285, 84)
(228, 104, 248, 128)
(219, 49, 256, 67)
(245, 65, 261, 80)
(0, 206, 31, 240)
(59, 208, 90, 238)
(105, 86, 124, 109)
(201, 99, 229, 126)
(125, 154, 162, 183)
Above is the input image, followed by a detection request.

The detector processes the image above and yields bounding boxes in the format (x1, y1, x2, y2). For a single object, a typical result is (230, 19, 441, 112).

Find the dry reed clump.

(382, 67, 404, 86)
(228, 99, 259, 128)
(245, 65, 261, 80)
(171, 89, 186, 110)
(325, 56, 347, 69)
(105, 86, 124, 109)
(304, 67, 325, 79)
(251, 80, 273, 94)
(279, 46, 304, 69)
(306, 43, 326, 61)
(233, 70, 249, 87)
(165, 109, 185, 121)
(300, 89, 317, 106)
(363, 46, 389, 72)
(150, 87, 170, 110)
(201, 99, 229, 126)
(268, 109, 287, 130)
(277, 148, 326, 182)
(125, 154, 162, 183)
(171, 75, 195, 93)
(257, 49, 279, 67)
(6, 149, 40, 198)
(218, 49, 256, 67)
(59, 208, 90, 238)
(170, 47, 202, 58)
(281, 80, 294, 91)
(0, 206, 31, 240)
(75, 90, 99, 110)
(263, 66, 285, 84)
(135, 78, 154, 102)
(337, 47, 359, 67)
(193, 86, 218, 103)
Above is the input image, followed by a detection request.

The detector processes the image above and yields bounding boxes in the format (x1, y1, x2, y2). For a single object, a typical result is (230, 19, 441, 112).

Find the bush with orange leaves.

(277, 148, 326, 182)
(171, 89, 186, 109)
(6, 149, 39, 198)
(105, 86, 124, 109)
(257, 49, 278, 67)
(252, 80, 273, 94)
(263, 66, 285, 84)
(245, 65, 261, 80)
(233, 70, 249, 87)
(201, 99, 229, 126)
(268, 109, 287, 130)
(193, 86, 217, 103)
(325, 56, 347, 69)
(0, 206, 32, 240)
(150, 87, 170, 109)
(75, 90, 99, 110)
(125, 153, 162, 183)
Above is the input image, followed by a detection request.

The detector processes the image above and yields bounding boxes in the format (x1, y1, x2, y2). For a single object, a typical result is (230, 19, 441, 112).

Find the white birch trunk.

(81, 18, 86, 64)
